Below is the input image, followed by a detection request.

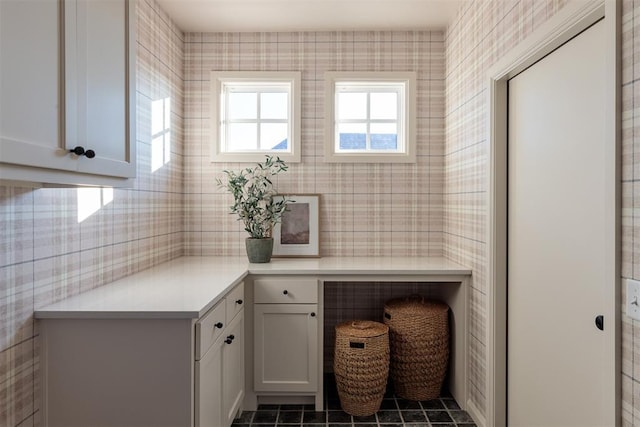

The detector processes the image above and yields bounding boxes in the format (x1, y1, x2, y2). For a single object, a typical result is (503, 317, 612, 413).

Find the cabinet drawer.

(196, 301, 226, 360)
(254, 278, 318, 304)
(225, 281, 245, 323)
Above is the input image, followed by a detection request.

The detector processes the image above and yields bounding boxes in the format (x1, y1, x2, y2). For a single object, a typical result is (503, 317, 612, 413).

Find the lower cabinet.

(196, 311, 244, 427)
(252, 277, 321, 400)
(254, 304, 318, 392)
(222, 313, 245, 425)
(195, 340, 223, 427)
(40, 281, 245, 427)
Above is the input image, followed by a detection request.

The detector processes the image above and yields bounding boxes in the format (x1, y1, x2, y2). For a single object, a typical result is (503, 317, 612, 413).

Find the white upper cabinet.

(0, 0, 136, 186)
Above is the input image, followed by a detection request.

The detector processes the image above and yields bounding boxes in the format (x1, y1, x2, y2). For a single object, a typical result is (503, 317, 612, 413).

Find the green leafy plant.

(216, 156, 291, 239)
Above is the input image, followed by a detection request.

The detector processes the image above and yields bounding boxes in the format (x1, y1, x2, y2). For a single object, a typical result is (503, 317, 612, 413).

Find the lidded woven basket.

(383, 296, 450, 401)
(333, 320, 390, 416)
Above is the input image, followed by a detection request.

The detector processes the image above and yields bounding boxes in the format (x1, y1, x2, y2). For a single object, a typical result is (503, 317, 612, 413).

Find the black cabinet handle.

(310, 312, 316, 317)
(283, 290, 288, 295)
(69, 146, 95, 158)
(225, 334, 235, 344)
(214, 322, 223, 329)
(236, 299, 243, 305)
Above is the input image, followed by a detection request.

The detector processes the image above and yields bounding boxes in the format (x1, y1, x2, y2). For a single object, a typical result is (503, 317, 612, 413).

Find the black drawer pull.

(236, 299, 243, 305)
(225, 334, 235, 344)
(283, 290, 288, 295)
(214, 322, 223, 329)
(310, 312, 316, 317)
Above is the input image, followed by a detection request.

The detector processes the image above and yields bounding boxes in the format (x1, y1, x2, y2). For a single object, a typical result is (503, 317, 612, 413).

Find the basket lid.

(335, 320, 388, 338)
(384, 296, 449, 315)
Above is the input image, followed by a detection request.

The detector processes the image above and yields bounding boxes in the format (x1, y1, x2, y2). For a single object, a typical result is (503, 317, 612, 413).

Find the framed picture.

(272, 194, 320, 257)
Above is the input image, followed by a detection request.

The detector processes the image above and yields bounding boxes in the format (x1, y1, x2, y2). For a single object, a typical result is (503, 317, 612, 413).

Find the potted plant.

(216, 156, 290, 263)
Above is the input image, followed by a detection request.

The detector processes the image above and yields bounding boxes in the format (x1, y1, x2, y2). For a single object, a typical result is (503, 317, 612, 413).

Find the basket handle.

(350, 321, 372, 330)
(406, 294, 425, 303)
(349, 341, 365, 349)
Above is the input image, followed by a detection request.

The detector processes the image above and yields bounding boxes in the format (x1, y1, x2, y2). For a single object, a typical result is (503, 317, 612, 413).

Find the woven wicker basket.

(383, 296, 449, 401)
(334, 320, 389, 416)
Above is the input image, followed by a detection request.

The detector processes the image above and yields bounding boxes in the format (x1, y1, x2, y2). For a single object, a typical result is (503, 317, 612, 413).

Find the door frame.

(485, 1, 620, 426)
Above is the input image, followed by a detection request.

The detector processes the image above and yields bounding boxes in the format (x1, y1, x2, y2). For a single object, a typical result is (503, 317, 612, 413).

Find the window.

(324, 72, 416, 163)
(211, 71, 301, 163)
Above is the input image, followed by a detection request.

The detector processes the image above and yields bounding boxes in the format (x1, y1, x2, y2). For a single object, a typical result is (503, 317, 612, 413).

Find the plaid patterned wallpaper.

(0, 1, 185, 425)
(2, 0, 638, 426)
(621, 0, 640, 424)
(444, 0, 573, 416)
(445, 0, 639, 424)
(183, 30, 446, 257)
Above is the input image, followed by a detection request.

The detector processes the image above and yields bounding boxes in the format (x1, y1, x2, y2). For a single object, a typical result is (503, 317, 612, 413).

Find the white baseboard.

(466, 399, 486, 427)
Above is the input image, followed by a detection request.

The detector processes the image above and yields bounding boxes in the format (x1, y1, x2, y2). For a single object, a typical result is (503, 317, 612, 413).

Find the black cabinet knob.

(69, 146, 96, 158)
(283, 290, 288, 295)
(225, 334, 235, 344)
(214, 322, 223, 329)
(236, 299, 243, 305)
(310, 312, 316, 317)
(70, 146, 85, 156)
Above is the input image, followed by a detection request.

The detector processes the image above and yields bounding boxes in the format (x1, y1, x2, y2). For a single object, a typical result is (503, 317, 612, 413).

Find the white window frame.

(324, 71, 416, 163)
(211, 71, 301, 163)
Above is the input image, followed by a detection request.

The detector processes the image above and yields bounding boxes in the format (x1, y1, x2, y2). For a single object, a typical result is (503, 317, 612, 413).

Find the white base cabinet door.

(254, 304, 318, 393)
(196, 310, 244, 427)
(223, 313, 245, 426)
(195, 286, 245, 427)
(195, 343, 223, 427)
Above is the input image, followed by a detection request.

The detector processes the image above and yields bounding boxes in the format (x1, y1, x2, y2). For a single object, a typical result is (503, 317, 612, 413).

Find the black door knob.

(595, 315, 604, 331)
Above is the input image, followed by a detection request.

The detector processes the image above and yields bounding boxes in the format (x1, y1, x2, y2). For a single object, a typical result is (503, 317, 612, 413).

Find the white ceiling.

(155, 0, 463, 33)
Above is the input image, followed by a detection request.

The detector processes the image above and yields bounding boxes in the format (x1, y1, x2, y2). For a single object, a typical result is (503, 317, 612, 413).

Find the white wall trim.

(465, 399, 486, 427)
(485, 1, 620, 426)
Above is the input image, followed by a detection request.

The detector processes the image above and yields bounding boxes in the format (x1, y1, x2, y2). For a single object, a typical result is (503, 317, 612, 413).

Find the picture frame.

(272, 194, 320, 258)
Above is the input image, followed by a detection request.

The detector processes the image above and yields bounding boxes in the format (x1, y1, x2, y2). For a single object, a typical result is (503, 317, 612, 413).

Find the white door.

(507, 20, 612, 426)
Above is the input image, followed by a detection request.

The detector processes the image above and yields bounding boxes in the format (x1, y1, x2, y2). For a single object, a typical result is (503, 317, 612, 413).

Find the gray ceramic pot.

(245, 237, 274, 263)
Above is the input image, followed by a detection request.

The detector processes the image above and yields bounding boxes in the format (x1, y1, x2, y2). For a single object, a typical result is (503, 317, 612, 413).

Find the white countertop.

(35, 256, 471, 320)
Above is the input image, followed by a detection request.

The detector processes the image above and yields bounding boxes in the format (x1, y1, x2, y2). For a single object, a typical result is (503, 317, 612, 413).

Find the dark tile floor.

(232, 376, 476, 427)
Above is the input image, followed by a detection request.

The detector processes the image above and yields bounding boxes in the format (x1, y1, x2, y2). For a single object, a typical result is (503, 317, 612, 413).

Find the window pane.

(370, 92, 397, 120)
(370, 123, 397, 150)
(228, 92, 257, 119)
(338, 123, 366, 150)
(260, 92, 288, 119)
(260, 123, 288, 150)
(227, 123, 257, 150)
(337, 92, 367, 120)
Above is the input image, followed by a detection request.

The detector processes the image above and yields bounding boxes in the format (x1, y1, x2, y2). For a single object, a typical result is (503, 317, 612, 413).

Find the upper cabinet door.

(0, 0, 75, 172)
(0, 0, 136, 186)
(65, 0, 136, 178)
